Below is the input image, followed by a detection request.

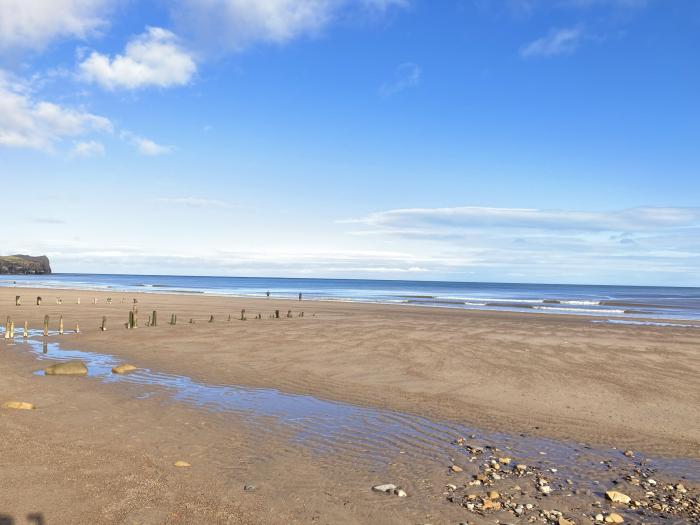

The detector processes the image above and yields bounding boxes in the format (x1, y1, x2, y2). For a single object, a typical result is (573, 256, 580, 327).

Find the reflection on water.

(5, 330, 700, 488)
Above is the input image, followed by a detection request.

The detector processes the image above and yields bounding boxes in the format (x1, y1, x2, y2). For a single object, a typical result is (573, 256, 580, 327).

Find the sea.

(2, 274, 699, 323)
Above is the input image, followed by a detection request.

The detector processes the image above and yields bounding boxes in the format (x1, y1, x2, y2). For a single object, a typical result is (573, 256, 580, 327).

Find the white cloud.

(380, 62, 421, 96)
(0, 0, 112, 52)
(119, 130, 173, 156)
(172, 0, 409, 52)
(346, 206, 700, 233)
(0, 71, 112, 150)
(520, 26, 584, 57)
(72, 140, 105, 157)
(79, 27, 197, 90)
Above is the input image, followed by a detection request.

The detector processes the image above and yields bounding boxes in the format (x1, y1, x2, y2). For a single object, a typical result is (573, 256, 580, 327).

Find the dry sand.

(1, 286, 699, 524)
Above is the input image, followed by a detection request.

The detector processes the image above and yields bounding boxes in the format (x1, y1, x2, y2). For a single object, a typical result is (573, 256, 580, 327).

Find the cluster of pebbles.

(441, 437, 699, 524)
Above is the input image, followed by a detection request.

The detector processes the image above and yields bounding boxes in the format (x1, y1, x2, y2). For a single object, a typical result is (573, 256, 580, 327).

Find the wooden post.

(43, 315, 49, 336)
(23, 321, 28, 338)
(228, 314, 231, 321)
(37, 296, 42, 306)
(209, 315, 214, 323)
(9, 320, 14, 339)
(275, 310, 280, 319)
(4, 317, 10, 340)
(59, 316, 64, 335)
(128, 311, 135, 329)
(107, 297, 112, 304)
(101, 316, 107, 331)
(287, 310, 292, 318)
(77, 298, 81, 305)
(15, 295, 21, 306)
(240, 309, 246, 321)
(189, 318, 194, 324)
(170, 313, 177, 325)
(93, 297, 97, 305)
(75, 323, 80, 334)
(152, 310, 157, 327)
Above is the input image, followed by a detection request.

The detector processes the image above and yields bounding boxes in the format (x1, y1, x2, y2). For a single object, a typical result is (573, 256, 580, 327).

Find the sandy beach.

(1, 286, 699, 524)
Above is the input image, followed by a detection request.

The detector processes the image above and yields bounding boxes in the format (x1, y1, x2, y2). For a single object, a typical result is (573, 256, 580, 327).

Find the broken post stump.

(43, 315, 49, 336)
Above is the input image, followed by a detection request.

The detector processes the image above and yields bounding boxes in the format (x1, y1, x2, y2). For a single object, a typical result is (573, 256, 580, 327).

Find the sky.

(1, 0, 699, 286)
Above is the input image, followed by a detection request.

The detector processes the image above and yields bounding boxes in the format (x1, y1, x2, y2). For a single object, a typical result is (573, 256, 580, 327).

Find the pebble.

(451, 465, 464, 473)
(371, 484, 396, 493)
(112, 363, 138, 374)
(174, 461, 191, 468)
(605, 490, 631, 504)
(2, 401, 35, 410)
(604, 513, 624, 524)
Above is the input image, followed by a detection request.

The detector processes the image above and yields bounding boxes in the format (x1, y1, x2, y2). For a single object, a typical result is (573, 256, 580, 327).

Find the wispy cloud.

(380, 62, 422, 96)
(71, 140, 105, 157)
(120, 131, 173, 156)
(0, 70, 112, 151)
(520, 26, 584, 57)
(155, 197, 229, 208)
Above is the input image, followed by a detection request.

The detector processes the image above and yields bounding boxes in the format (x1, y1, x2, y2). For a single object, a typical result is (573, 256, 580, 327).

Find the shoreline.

(2, 285, 700, 460)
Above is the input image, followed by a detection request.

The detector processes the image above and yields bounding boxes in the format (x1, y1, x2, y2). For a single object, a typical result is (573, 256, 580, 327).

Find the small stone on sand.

(372, 484, 397, 493)
(606, 490, 631, 504)
(112, 363, 138, 374)
(605, 513, 624, 524)
(44, 360, 88, 376)
(174, 460, 191, 468)
(450, 465, 463, 472)
(2, 401, 35, 410)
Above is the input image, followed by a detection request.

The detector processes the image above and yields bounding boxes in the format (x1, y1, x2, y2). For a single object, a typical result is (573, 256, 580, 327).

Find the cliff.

(0, 255, 52, 275)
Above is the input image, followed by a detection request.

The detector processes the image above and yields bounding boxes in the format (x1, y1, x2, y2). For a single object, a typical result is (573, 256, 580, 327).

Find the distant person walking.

(266, 290, 270, 298)
(299, 292, 302, 301)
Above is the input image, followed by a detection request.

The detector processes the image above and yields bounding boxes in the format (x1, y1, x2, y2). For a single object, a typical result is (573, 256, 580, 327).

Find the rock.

(675, 483, 687, 493)
(498, 457, 511, 464)
(372, 484, 397, 493)
(488, 491, 500, 500)
(44, 360, 87, 376)
(595, 514, 604, 522)
(112, 363, 138, 374)
(606, 490, 631, 504)
(539, 485, 552, 495)
(451, 465, 463, 473)
(2, 401, 35, 410)
(623, 450, 634, 457)
(243, 485, 256, 492)
(559, 518, 575, 525)
(604, 513, 624, 524)
(394, 488, 407, 497)
(516, 464, 528, 472)
(174, 460, 191, 467)
(446, 484, 457, 491)
(0, 254, 51, 275)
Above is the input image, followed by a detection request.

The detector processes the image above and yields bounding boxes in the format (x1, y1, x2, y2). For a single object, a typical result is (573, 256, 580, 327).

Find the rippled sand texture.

(1, 286, 699, 523)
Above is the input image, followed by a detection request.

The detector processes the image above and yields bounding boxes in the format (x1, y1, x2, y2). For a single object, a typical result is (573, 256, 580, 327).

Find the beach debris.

(244, 485, 256, 492)
(372, 484, 397, 493)
(2, 401, 35, 410)
(605, 490, 631, 505)
(112, 364, 138, 374)
(44, 360, 88, 376)
(174, 461, 191, 468)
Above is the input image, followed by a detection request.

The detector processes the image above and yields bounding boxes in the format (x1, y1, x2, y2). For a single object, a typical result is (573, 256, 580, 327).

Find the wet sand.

(1, 286, 699, 524)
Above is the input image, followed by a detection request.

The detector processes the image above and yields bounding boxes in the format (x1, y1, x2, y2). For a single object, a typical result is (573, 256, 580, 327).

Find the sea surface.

(2, 273, 700, 322)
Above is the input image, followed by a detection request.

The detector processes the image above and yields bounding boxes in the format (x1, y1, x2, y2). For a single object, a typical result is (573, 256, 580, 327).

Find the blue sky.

(1, 0, 699, 285)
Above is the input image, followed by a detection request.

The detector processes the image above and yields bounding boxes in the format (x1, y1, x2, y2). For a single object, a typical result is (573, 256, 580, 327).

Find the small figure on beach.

(266, 290, 270, 297)
(299, 292, 303, 301)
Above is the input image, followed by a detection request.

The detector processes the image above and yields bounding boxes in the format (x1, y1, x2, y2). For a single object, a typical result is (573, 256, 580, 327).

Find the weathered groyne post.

(152, 310, 157, 327)
(4, 317, 11, 339)
(209, 315, 214, 323)
(36, 296, 42, 306)
(275, 310, 280, 319)
(23, 321, 28, 338)
(287, 310, 292, 318)
(58, 316, 64, 335)
(170, 313, 177, 325)
(77, 298, 81, 305)
(240, 309, 246, 321)
(128, 311, 135, 329)
(101, 316, 107, 331)
(75, 323, 80, 334)
(43, 315, 49, 336)
(15, 296, 21, 306)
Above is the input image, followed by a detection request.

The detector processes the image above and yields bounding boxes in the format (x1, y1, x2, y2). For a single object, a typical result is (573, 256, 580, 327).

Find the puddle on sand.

(6, 331, 700, 495)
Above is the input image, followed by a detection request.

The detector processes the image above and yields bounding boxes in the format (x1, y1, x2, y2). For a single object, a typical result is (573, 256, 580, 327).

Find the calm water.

(2, 273, 700, 321)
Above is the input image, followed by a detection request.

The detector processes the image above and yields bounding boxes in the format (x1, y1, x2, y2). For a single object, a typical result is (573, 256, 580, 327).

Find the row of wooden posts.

(3, 307, 305, 339)
(15, 295, 120, 306)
